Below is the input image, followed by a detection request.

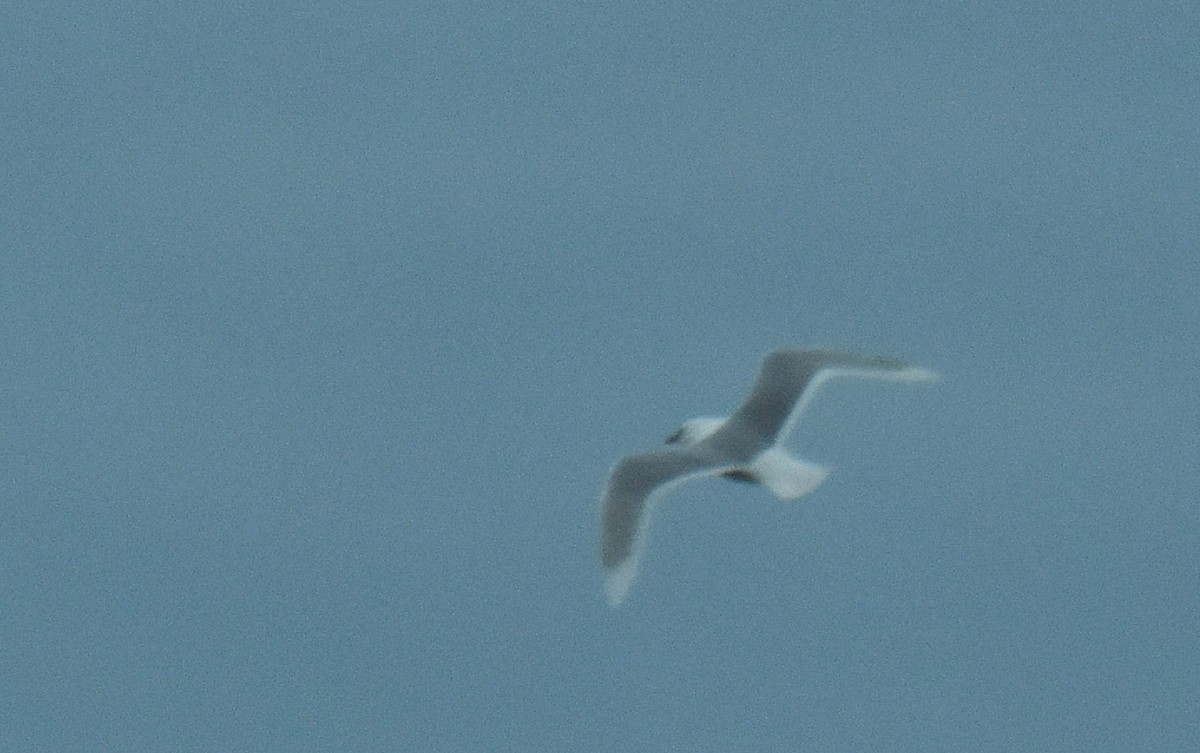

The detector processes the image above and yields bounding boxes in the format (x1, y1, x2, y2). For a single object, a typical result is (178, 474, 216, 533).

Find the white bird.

(599, 348, 937, 606)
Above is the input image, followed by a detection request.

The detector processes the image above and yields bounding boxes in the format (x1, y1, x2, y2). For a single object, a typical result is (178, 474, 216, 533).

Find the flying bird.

(599, 348, 937, 606)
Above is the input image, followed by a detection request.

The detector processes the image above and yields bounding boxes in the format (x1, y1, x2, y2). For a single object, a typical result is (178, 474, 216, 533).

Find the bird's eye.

(665, 428, 684, 444)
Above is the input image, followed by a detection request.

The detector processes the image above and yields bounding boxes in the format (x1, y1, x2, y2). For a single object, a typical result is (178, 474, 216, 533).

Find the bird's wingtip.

(904, 365, 941, 382)
(604, 559, 638, 608)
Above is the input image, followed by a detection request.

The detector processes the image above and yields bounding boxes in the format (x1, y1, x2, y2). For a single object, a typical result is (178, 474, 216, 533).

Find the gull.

(599, 348, 937, 606)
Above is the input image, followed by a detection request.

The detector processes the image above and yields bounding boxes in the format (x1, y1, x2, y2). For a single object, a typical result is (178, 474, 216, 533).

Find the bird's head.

(665, 416, 726, 447)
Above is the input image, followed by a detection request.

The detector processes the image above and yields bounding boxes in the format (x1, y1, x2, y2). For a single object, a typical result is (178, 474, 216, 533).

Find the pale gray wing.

(600, 449, 719, 605)
(710, 348, 933, 456)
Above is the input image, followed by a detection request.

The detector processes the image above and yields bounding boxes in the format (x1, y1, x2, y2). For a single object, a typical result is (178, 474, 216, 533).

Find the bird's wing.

(715, 348, 937, 452)
(600, 449, 720, 606)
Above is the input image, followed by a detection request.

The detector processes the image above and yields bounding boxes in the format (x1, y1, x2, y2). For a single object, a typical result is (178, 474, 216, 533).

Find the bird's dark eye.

(665, 428, 684, 444)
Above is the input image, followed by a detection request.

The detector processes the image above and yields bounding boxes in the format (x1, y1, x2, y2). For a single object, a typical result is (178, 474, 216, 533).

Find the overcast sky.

(3, 2, 1198, 750)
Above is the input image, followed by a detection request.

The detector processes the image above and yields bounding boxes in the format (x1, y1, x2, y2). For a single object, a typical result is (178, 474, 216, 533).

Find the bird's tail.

(749, 448, 829, 500)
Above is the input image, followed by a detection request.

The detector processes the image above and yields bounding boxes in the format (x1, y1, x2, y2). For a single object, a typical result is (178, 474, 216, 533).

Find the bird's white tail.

(749, 448, 829, 500)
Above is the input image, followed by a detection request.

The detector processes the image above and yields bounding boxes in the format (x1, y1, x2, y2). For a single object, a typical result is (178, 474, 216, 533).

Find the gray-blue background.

(3, 2, 1197, 750)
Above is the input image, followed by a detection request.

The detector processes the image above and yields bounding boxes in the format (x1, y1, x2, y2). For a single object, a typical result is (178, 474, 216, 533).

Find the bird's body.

(599, 347, 937, 606)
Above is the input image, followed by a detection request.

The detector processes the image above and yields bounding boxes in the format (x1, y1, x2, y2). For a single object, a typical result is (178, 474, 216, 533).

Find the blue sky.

(3, 2, 1198, 750)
